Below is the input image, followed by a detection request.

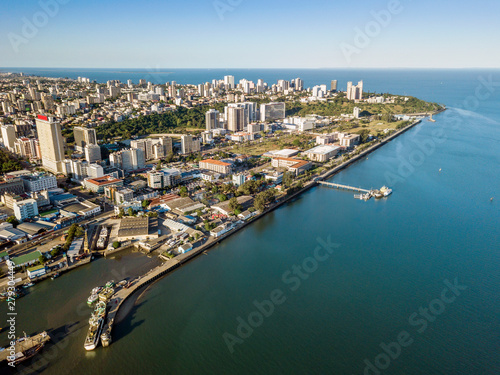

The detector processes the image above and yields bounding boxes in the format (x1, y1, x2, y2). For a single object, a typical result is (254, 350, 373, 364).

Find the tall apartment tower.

(346, 81, 363, 100)
(181, 135, 201, 155)
(159, 137, 173, 155)
(224, 75, 235, 90)
(1, 124, 17, 152)
(331, 80, 338, 92)
(73, 126, 97, 152)
(35, 115, 66, 174)
(227, 107, 245, 132)
(206, 109, 220, 130)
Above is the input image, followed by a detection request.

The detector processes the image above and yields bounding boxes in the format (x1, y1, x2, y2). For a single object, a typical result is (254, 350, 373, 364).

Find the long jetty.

(317, 181, 371, 193)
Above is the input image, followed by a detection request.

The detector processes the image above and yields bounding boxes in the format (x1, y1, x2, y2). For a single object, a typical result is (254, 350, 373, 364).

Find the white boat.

(91, 286, 103, 295)
(84, 317, 104, 351)
(380, 186, 392, 196)
(87, 294, 98, 305)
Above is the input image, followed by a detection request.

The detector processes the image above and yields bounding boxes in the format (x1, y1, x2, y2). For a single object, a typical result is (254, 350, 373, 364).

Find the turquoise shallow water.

(1, 69, 499, 374)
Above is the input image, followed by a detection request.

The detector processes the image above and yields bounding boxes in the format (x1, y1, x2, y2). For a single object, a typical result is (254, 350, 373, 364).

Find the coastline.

(102, 110, 446, 344)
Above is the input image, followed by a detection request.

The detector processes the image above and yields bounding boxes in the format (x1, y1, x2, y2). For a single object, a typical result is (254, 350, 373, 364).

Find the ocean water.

(0, 69, 499, 374)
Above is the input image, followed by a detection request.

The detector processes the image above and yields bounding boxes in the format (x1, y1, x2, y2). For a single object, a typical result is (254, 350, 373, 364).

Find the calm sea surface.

(0, 69, 499, 374)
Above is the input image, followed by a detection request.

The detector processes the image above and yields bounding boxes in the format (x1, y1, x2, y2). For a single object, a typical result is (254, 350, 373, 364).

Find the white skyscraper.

(1, 124, 17, 152)
(35, 115, 66, 174)
(346, 81, 363, 100)
(224, 75, 235, 90)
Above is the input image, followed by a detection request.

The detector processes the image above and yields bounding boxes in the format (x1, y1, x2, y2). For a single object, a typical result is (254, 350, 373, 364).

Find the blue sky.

(1, 0, 499, 68)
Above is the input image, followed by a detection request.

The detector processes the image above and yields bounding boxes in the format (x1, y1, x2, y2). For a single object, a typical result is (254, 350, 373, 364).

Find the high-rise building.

(15, 137, 39, 160)
(181, 135, 201, 155)
(227, 107, 245, 132)
(73, 126, 97, 152)
(85, 144, 102, 163)
(109, 149, 145, 171)
(260, 103, 286, 122)
(13, 199, 38, 221)
(1, 125, 17, 152)
(131, 139, 154, 160)
(159, 137, 173, 156)
(206, 109, 220, 130)
(35, 115, 66, 174)
(224, 75, 235, 90)
(331, 80, 338, 92)
(346, 81, 363, 100)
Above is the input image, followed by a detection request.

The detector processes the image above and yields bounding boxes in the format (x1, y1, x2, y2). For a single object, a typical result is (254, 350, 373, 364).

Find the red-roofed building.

(271, 157, 312, 176)
(148, 194, 180, 209)
(84, 175, 123, 193)
(199, 159, 232, 175)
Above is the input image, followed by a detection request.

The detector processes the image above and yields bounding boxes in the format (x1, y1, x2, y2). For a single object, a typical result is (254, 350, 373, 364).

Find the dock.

(0, 331, 50, 364)
(317, 181, 371, 193)
(101, 259, 182, 346)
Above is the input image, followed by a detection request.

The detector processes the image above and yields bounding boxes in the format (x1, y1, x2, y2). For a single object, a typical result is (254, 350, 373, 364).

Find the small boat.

(91, 286, 103, 295)
(439, 168, 442, 172)
(51, 273, 60, 280)
(23, 282, 35, 289)
(105, 280, 115, 288)
(380, 186, 392, 197)
(87, 294, 98, 306)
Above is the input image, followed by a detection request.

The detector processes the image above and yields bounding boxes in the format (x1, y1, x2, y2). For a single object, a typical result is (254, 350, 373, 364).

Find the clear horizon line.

(2, 66, 500, 70)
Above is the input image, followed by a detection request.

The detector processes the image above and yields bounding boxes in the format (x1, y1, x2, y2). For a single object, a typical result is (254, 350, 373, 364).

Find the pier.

(317, 181, 371, 193)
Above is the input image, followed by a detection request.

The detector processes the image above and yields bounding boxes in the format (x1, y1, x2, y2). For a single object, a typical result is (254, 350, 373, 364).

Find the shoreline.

(102, 110, 445, 345)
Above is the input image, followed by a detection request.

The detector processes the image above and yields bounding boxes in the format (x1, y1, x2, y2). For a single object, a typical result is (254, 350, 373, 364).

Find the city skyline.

(1, 0, 499, 69)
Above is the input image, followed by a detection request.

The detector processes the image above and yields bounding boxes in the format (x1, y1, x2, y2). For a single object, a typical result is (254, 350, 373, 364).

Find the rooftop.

(305, 145, 341, 154)
(85, 175, 122, 186)
(200, 159, 231, 167)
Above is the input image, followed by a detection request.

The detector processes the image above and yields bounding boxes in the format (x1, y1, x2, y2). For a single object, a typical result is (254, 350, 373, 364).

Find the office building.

(13, 199, 38, 221)
(131, 139, 154, 160)
(85, 144, 101, 163)
(146, 168, 181, 189)
(260, 102, 286, 122)
(227, 107, 245, 132)
(109, 148, 145, 171)
(21, 173, 57, 192)
(199, 159, 232, 175)
(206, 109, 220, 130)
(180, 135, 200, 155)
(73, 126, 97, 152)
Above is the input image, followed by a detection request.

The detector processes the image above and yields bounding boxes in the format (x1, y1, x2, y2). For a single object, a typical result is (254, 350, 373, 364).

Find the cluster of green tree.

(228, 197, 242, 215)
(254, 188, 277, 212)
(6, 216, 19, 228)
(0, 149, 23, 173)
(63, 223, 84, 251)
(96, 103, 226, 140)
(285, 96, 442, 118)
